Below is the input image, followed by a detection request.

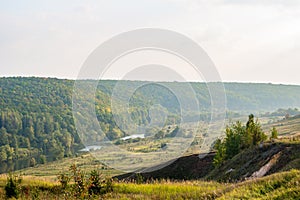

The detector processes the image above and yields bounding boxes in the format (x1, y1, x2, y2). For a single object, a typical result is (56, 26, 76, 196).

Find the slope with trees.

(1, 77, 300, 172)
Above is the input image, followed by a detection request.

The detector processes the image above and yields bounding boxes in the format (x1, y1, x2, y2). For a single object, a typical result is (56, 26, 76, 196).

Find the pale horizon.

(1, 75, 300, 86)
(1, 1, 300, 85)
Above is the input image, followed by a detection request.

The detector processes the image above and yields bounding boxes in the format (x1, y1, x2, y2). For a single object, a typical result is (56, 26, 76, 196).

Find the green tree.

(213, 139, 226, 167)
(214, 115, 267, 167)
(39, 154, 47, 164)
(246, 114, 267, 145)
(224, 126, 241, 159)
(270, 127, 278, 140)
(5, 173, 22, 199)
(88, 170, 103, 196)
(0, 147, 7, 162)
(29, 157, 36, 167)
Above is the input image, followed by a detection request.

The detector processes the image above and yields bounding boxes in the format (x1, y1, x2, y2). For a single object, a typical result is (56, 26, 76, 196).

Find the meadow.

(0, 169, 299, 199)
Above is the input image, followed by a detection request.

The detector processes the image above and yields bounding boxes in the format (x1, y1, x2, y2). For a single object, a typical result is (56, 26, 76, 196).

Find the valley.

(1, 77, 300, 199)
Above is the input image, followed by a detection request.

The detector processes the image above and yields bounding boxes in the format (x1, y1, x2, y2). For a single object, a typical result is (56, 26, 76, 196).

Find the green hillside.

(1, 77, 300, 173)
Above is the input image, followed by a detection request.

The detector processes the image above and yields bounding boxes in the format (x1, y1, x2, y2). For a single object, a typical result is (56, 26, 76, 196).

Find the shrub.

(214, 114, 267, 167)
(5, 173, 22, 199)
(29, 157, 36, 167)
(57, 164, 114, 198)
(58, 173, 70, 190)
(69, 164, 86, 198)
(88, 170, 103, 196)
(136, 173, 144, 184)
(270, 127, 278, 140)
(103, 177, 114, 193)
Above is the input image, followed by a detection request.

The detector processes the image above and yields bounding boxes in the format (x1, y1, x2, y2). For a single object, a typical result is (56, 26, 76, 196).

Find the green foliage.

(103, 177, 114, 193)
(58, 173, 70, 190)
(1, 169, 299, 199)
(271, 127, 279, 140)
(213, 139, 226, 167)
(214, 115, 267, 167)
(39, 155, 47, 164)
(56, 164, 113, 198)
(88, 169, 102, 196)
(4, 173, 22, 199)
(29, 157, 36, 167)
(246, 114, 267, 145)
(135, 173, 144, 184)
(69, 164, 86, 198)
(224, 125, 242, 159)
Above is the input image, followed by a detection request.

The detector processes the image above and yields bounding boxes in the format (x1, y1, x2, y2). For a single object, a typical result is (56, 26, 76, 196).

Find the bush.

(103, 177, 114, 193)
(88, 170, 103, 196)
(29, 157, 36, 167)
(270, 127, 278, 140)
(69, 164, 86, 198)
(5, 173, 22, 199)
(57, 165, 114, 198)
(136, 173, 144, 184)
(58, 173, 70, 190)
(214, 114, 267, 167)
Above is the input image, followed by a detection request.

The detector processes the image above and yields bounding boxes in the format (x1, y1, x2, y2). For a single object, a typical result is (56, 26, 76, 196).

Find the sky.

(0, 0, 300, 84)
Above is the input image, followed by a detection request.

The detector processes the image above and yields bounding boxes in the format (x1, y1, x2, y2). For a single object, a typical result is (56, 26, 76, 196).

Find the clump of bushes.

(58, 164, 114, 198)
(213, 114, 268, 167)
(3, 165, 113, 199)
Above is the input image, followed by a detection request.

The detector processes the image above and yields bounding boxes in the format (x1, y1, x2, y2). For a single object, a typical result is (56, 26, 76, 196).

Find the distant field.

(16, 153, 121, 180)
(263, 115, 300, 137)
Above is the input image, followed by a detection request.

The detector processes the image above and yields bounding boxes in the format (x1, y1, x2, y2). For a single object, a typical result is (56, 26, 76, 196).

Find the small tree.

(88, 170, 102, 196)
(214, 114, 267, 167)
(70, 164, 86, 198)
(39, 155, 47, 164)
(5, 173, 22, 199)
(29, 157, 36, 167)
(270, 127, 278, 140)
(58, 173, 70, 190)
(224, 125, 242, 159)
(246, 114, 267, 145)
(213, 139, 226, 167)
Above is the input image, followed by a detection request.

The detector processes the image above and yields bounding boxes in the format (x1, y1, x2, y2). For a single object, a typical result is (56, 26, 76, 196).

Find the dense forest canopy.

(0, 77, 300, 166)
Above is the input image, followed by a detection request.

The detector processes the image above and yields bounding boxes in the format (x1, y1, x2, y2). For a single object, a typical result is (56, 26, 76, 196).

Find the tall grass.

(106, 180, 228, 199)
(0, 170, 299, 199)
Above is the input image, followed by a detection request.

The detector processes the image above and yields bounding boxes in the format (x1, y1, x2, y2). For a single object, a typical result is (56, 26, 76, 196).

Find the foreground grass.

(1, 170, 298, 199)
(104, 180, 227, 200)
(105, 170, 300, 199)
(217, 169, 300, 199)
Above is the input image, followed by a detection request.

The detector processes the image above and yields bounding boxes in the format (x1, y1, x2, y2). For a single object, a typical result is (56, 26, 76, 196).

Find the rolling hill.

(1, 77, 300, 174)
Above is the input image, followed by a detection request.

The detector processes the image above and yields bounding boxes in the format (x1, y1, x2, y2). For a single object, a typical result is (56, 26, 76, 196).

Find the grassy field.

(263, 115, 300, 137)
(16, 153, 122, 181)
(106, 170, 300, 199)
(0, 169, 299, 199)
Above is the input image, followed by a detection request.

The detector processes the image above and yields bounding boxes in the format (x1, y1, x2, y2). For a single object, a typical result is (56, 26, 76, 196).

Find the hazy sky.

(1, 0, 300, 84)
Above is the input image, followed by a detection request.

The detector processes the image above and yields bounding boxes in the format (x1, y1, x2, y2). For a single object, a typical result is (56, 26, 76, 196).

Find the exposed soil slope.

(116, 141, 300, 182)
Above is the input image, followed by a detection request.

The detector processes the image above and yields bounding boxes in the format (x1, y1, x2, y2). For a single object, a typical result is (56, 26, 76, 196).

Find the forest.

(1, 77, 300, 166)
